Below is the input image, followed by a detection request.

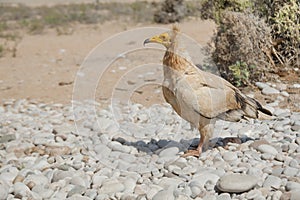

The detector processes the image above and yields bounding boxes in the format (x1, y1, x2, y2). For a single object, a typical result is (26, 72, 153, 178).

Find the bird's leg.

(182, 119, 215, 158)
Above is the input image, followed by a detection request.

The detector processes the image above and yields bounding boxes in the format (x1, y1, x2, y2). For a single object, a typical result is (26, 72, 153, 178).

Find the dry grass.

(0, 2, 156, 34)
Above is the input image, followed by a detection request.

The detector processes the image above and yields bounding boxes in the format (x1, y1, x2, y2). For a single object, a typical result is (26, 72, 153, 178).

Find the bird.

(143, 25, 272, 157)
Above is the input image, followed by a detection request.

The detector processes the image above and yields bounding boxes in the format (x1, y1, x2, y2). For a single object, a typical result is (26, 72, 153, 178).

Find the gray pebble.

(190, 185, 202, 198)
(222, 152, 238, 162)
(286, 181, 300, 191)
(274, 108, 291, 117)
(94, 144, 111, 158)
(152, 187, 175, 200)
(52, 170, 73, 182)
(68, 194, 92, 200)
(13, 182, 31, 198)
(68, 185, 86, 197)
(216, 193, 231, 200)
(203, 194, 217, 200)
(288, 143, 298, 153)
(261, 153, 274, 160)
(191, 173, 220, 189)
(272, 167, 283, 176)
(123, 178, 136, 194)
(256, 144, 278, 155)
(159, 147, 179, 157)
(247, 168, 263, 177)
(283, 167, 299, 177)
(217, 174, 258, 193)
(272, 190, 282, 200)
(281, 91, 289, 97)
(31, 185, 54, 199)
(70, 176, 88, 188)
(0, 181, 9, 200)
(263, 175, 281, 189)
(96, 193, 109, 200)
(246, 189, 262, 199)
(108, 141, 131, 153)
(289, 159, 299, 168)
(292, 125, 300, 132)
(255, 82, 269, 90)
(290, 189, 300, 200)
(84, 189, 98, 199)
(275, 153, 284, 162)
(0, 134, 16, 143)
(23, 174, 49, 188)
(262, 86, 280, 95)
(98, 180, 125, 194)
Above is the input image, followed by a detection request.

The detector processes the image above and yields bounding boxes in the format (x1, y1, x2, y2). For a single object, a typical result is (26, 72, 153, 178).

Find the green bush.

(228, 61, 253, 87)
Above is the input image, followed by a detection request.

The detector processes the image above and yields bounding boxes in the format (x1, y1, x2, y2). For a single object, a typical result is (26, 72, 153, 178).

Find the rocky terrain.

(0, 81, 300, 200)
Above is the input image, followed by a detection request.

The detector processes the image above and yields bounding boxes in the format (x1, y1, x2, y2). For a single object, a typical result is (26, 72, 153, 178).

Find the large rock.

(216, 174, 258, 193)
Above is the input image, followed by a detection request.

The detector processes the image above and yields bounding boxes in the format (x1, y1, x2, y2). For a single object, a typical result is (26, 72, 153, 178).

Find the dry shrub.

(154, 0, 186, 24)
(213, 11, 273, 86)
(268, 0, 300, 67)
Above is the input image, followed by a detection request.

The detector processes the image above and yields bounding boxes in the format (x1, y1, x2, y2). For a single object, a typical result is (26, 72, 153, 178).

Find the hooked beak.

(143, 38, 151, 46)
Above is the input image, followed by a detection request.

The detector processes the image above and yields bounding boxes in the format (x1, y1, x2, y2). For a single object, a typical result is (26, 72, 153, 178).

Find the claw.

(181, 149, 201, 158)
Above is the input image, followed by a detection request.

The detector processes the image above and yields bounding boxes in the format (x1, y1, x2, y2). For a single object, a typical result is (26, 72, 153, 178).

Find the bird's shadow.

(112, 136, 255, 155)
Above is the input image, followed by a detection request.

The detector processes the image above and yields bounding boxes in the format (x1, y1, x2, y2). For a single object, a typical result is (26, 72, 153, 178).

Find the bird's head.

(143, 32, 172, 48)
(144, 25, 179, 49)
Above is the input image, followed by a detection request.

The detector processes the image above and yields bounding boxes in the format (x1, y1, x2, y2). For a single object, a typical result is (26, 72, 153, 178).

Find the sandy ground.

(0, 19, 216, 107)
(0, 0, 163, 7)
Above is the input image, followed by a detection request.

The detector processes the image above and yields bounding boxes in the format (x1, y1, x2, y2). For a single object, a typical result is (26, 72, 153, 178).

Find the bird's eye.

(161, 35, 166, 40)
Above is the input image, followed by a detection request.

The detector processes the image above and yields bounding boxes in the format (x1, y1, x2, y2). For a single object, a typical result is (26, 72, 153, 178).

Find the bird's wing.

(176, 67, 244, 119)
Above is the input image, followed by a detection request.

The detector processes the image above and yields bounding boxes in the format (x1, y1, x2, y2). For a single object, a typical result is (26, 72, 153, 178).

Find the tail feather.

(257, 102, 273, 116)
(235, 91, 272, 119)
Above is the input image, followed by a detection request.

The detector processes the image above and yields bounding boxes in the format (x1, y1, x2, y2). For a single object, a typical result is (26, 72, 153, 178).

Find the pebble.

(262, 86, 280, 95)
(216, 193, 231, 200)
(286, 181, 300, 191)
(256, 144, 278, 155)
(98, 180, 125, 194)
(222, 152, 238, 162)
(0, 181, 9, 200)
(283, 167, 299, 177)
(290, 190, 300, 200)
(293, 83, 300, 88)
(255, 82, 269, 90)
(216, 174, 258, 193)
(263, 175, 281, 189)
(281, 91, 289, 97)
(159, 147, 179, 157)
(0, 134, 16, 143)
(272, 190, 282, 200)
(246, 189, 262, 199)
(13, 182, 31, 198)
(152, 187, 175, 200)
(68, 185, 86, 197)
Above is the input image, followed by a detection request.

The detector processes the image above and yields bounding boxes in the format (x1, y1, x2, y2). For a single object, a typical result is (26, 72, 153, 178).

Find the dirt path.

(0, 20, 216, 106)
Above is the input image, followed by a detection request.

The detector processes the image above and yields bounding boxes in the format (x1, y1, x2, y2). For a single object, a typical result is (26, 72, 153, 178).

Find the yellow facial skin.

(143, 32, 171, 48)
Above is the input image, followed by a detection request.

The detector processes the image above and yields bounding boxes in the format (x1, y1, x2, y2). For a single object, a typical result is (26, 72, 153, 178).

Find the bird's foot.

(181, 149, 201, 158)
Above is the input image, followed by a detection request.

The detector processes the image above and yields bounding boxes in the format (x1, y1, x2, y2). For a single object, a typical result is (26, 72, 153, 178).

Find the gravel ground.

(0, 83, 300, 200)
